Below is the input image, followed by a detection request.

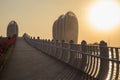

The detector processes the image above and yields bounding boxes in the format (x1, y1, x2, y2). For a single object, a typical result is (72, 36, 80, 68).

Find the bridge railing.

(23, 33, 120, 80)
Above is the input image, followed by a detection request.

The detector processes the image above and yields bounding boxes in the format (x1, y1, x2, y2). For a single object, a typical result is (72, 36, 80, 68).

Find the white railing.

(23, 33, 120, 80)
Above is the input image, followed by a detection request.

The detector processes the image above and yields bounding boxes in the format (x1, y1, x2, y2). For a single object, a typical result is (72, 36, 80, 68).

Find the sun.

(88, 1, 120, 31)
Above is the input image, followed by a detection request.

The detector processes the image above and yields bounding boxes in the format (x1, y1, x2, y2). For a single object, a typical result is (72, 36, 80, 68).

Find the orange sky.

(0, 0, 120, 47)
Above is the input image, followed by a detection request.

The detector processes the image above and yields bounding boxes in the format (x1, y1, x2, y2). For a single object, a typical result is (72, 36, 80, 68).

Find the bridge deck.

(0, 37, 81, 80)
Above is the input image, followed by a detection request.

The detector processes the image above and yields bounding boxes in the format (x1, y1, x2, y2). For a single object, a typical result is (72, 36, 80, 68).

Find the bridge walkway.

(0, 37, 82, 80)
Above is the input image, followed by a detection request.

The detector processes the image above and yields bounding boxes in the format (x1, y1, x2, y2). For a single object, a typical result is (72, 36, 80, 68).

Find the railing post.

(80, 40, 87, 72)
(48, 40, 51, 55)
(59, 40, 64, 61)
(33, 37, 35, 40)
(41, 39, 43, 50)
(61, 40, 66, 62)
(30, 37, 32, 39)
(55, 40, 58, 58)
(51, 40, 54, 56)
(37, 36, 40, 40)
(97, 41, 109, 80)
(39, 39, 42, 50)
(69, 40, 75, 66)
(44, 39, 47, 53)
(115, 48, 119, 80)
(47, 39, 50, 54)
(58, 40, 63, 60)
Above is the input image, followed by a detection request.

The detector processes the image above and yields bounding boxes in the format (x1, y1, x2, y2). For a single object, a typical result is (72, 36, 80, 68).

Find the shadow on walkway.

(0, 37, 83, 80)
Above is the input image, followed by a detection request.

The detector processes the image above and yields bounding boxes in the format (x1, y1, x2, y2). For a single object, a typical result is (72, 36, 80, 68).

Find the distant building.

(52, 11, 78, 43)
(7, 20, 18, 37)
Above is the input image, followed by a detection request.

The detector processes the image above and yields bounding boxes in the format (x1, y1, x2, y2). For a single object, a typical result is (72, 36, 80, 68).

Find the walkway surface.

(0, 37, 81, 80)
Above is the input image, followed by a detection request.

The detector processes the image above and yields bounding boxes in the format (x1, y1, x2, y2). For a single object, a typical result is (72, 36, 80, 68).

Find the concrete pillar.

(61, 40, 66, 61)
(97, 41, 109, 80)
(37, 36, 40, 40)
(47, 39, 51, 55)
(69, 40, 75, 65)
(54, 40, 58, 57)
(33, 37, 35, 40)
(80, 40, 87, 72)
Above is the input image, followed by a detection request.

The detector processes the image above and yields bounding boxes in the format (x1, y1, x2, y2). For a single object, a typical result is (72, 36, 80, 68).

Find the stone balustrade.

(23, 33, 120, 80)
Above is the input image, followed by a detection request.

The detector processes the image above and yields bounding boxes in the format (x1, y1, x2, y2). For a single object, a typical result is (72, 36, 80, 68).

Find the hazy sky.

(0, 0, 120, 47)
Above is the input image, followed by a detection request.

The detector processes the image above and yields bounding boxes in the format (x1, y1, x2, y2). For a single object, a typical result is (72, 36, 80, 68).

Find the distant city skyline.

(0, 0, 120, 47)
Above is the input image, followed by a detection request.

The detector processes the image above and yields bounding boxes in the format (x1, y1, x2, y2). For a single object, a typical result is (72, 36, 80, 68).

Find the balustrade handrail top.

(108, 46, 120, 49)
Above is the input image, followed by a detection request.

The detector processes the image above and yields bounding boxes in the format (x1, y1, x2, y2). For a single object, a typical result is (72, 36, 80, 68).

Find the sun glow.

(88, 1, 120, 31)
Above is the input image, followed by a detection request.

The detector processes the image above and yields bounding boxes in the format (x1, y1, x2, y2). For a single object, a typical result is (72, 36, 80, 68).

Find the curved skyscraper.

(52, 11, 78, 43)
(7, 20, 18, 37)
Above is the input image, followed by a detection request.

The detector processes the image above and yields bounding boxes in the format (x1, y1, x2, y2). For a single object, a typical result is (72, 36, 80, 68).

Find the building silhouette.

(52, 11, 78, 43)
(7, 20, 18, 37)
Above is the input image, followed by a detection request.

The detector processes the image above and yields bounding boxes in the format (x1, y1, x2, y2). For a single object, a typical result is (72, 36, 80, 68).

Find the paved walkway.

(0, 37, 81, 80)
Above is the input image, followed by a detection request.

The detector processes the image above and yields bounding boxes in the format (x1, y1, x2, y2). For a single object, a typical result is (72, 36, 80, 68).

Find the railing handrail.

(23, 33, 120, 80)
